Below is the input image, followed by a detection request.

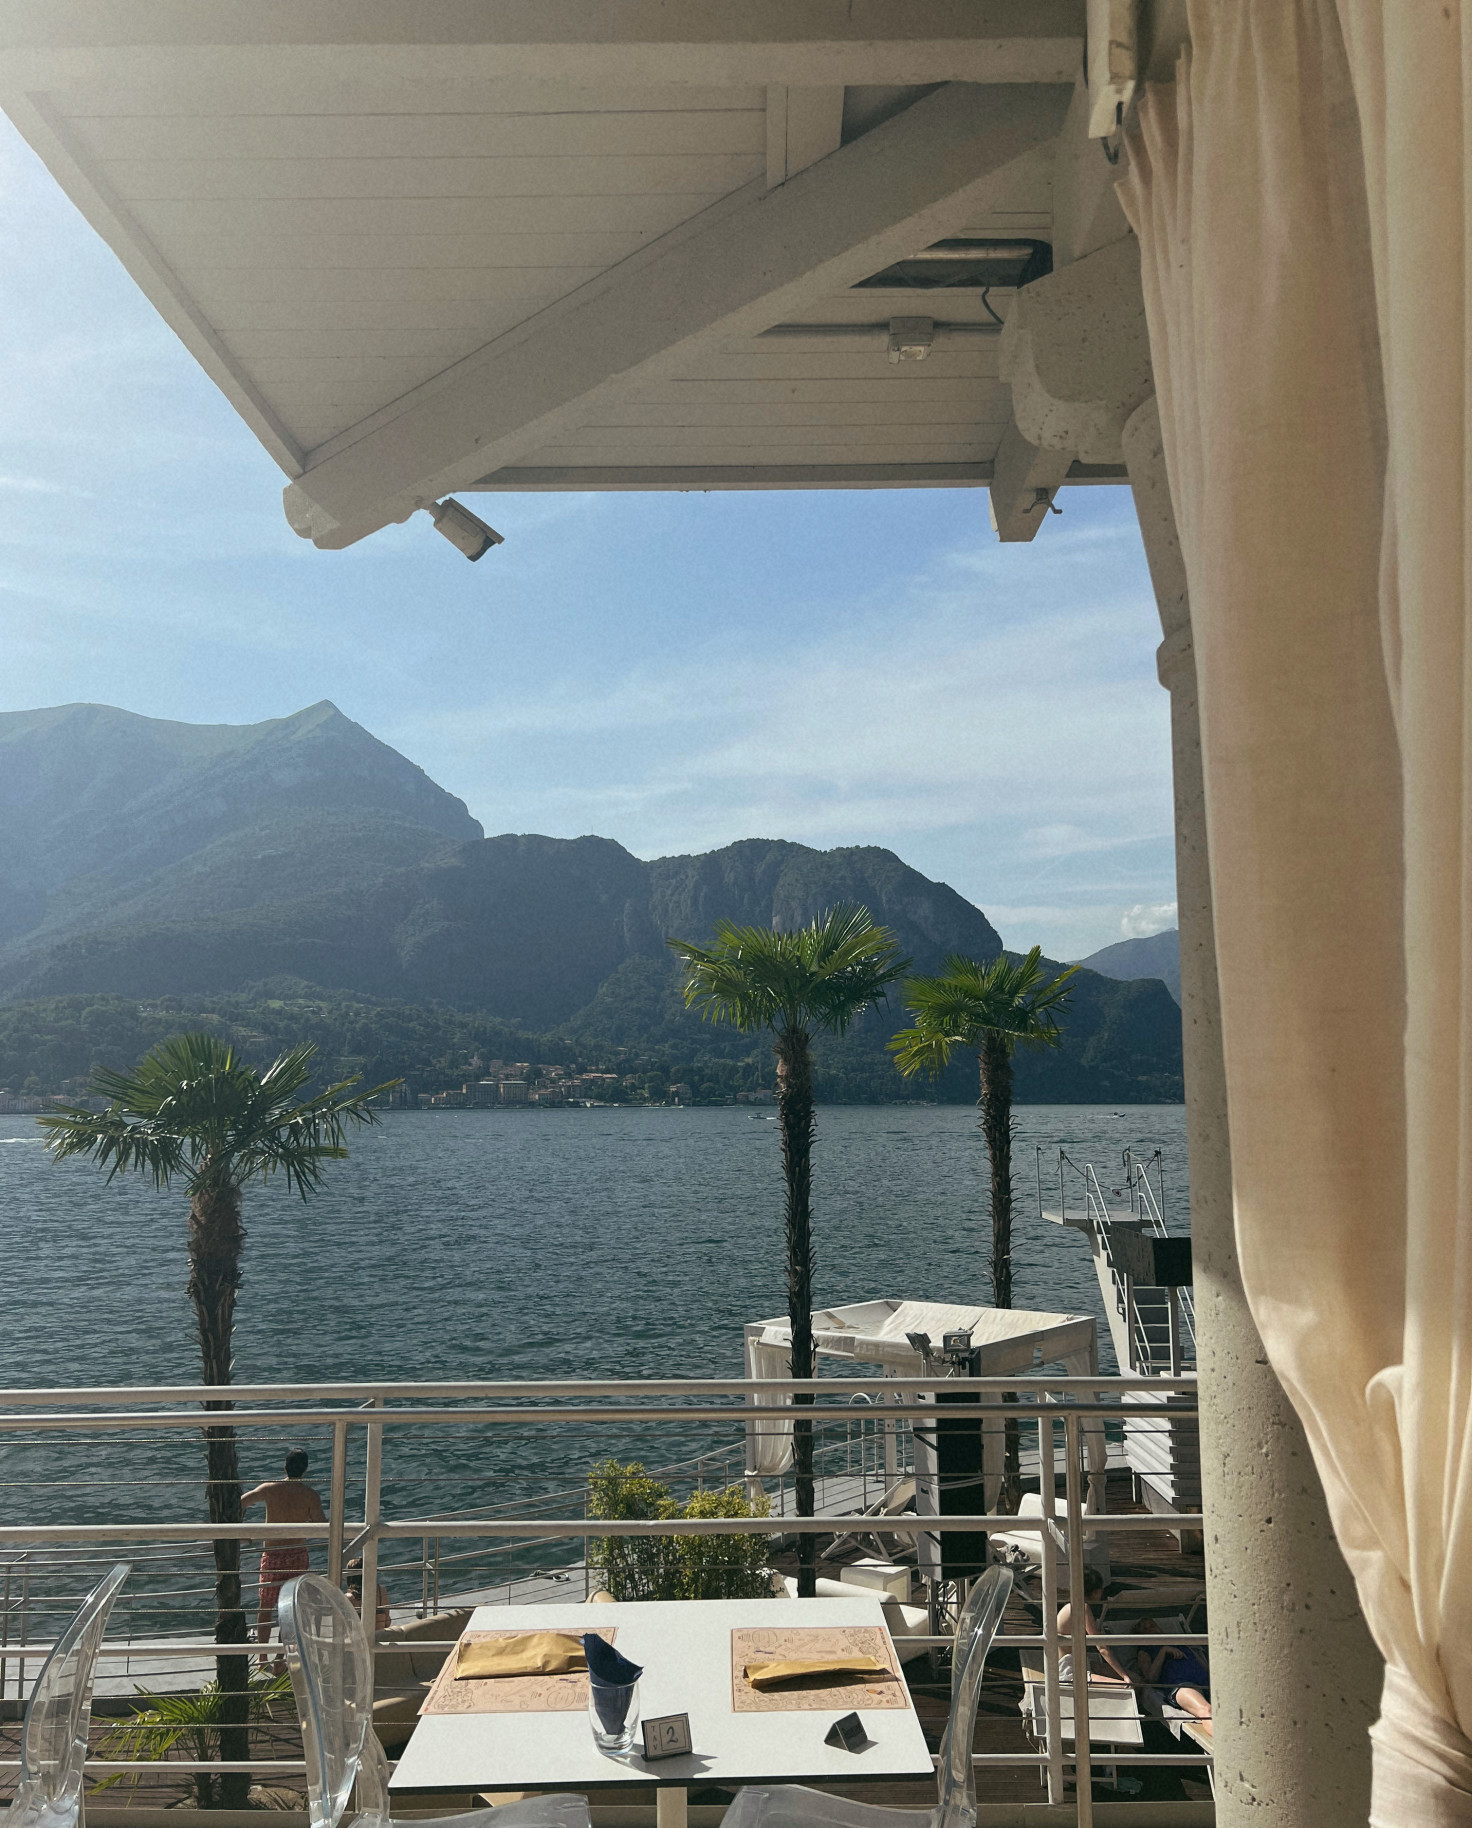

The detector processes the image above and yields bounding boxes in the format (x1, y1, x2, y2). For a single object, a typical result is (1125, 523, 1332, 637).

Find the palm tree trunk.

(774, 1026, 818, 1598)
(188, 1180, 251, 1811)
(978, 1035, 1023, 1511)
(978, 1033, 1014, 1308)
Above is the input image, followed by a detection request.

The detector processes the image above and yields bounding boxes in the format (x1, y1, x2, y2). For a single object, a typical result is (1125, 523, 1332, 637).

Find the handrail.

(0, 1373, 1191, 1405)
(0, 1377, 1210, 1818)
(1041, 1149, 1196, 1375)
(1079, 1162, 1147, 1373)
(1121, 1148, 1198, 1360)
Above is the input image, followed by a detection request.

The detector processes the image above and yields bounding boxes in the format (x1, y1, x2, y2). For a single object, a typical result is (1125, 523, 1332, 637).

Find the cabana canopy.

(745, 1297, 1098, 1376)
(743, 1297, 1098, 1481)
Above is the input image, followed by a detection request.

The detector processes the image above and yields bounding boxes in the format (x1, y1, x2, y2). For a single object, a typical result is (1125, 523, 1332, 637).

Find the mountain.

(1076, 928, 1180, 1003)
(0, 703, 1182, 1100)
(0, 700, 482, 957)
(0, 830, 1004, 1024)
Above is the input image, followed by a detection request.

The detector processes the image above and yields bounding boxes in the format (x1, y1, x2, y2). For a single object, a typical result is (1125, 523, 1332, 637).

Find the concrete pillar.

(1124, 398, 1380, 1825)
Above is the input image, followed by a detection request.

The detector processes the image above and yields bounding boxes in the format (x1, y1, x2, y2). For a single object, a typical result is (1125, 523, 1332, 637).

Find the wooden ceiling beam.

(0, 3, 1083, 87)
(281, 80, 1071, 547)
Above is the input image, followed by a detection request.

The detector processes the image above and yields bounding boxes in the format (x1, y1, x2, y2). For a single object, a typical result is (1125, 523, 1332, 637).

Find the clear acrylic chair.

(278, 1575, 590, 1828)
(3, 1561, 130, 1828)
(722, 1566, 1013, 1828)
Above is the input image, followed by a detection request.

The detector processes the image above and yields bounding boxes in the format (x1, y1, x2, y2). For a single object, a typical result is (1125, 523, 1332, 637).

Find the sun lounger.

(369, 1607, 474, 1749)
(1019, 1673, 1145, 1793)
(778, 1575, 931, 1662)
(1099, 1582, 1207, 1623)
(986, 1492, 1110, 1586)
(1021, 1680, 1145, 1749)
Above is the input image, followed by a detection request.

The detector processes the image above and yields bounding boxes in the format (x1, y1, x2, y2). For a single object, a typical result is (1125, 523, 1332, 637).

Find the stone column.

(1124, 398, 1379, 1825)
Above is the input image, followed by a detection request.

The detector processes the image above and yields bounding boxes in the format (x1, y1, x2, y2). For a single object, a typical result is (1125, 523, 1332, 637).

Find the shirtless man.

(242, 1448, 326, 1649)
(1055, 1567, 1138, 1686)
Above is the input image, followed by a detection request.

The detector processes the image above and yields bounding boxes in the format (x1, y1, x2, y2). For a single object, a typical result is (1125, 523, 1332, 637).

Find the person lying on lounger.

(1133, 1616, 1212, 1719)
(1055, 1567, 1138, 1685)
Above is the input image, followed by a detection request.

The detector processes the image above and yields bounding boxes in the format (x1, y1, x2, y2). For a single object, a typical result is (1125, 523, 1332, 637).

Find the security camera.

(427, 497, 505, 561)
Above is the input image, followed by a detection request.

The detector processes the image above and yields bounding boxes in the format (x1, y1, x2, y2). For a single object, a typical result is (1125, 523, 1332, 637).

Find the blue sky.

(0, 115, 1175, 961)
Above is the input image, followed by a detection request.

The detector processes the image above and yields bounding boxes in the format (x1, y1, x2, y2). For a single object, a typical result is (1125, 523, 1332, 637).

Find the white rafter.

(280, 82, 1071, 546)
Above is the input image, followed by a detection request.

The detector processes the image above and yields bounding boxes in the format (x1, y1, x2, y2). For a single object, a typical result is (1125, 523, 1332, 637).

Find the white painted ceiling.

(0, 5, 1120, 548)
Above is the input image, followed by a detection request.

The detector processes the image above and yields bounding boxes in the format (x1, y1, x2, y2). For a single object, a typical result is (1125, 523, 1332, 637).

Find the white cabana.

(743, 1297, 1101, 1503)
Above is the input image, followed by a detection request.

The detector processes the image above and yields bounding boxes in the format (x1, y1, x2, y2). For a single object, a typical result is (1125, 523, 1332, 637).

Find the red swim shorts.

(257, 1545, 310, 1617)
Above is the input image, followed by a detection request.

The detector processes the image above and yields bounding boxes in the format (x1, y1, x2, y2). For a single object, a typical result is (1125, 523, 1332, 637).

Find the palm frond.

(890, 945, 1079, 1073)
(887, 1025, 958, 1080)
(39, 1032, 399, 1195)
(94, 1671, 293, 1789)
(669, 904, 908, 1038)
(38, 1103, 188, 1186)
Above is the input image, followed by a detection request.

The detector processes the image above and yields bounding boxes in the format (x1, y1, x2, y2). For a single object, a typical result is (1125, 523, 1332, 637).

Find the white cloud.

(0, 474, 88, 496)
(1121, 902, 1178, 938)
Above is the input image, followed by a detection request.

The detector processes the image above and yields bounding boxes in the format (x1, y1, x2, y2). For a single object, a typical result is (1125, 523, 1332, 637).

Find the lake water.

(0, 1103, 1187, 1388)
(0, 1103, 1186, 1609)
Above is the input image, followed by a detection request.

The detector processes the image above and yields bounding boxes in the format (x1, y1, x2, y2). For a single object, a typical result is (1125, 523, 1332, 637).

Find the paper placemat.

(420, 1628, 618, 1716)
(730, 1625, 908, 1713)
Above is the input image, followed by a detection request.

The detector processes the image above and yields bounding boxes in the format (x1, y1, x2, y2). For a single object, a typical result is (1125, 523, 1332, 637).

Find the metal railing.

(0, 1377, 1209, 1826)
(1111, 1150, 1197, 1366)
(1041, 1149, 1197, 1375)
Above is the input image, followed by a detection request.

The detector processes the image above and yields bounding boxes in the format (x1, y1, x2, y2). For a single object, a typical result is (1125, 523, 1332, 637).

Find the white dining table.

(389, 1596, 936, 1828)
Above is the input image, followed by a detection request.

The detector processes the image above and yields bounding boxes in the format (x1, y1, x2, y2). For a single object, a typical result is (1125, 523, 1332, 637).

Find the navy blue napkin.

(583, 1633, 643, 1686)
(584, 1633, 643, 1736)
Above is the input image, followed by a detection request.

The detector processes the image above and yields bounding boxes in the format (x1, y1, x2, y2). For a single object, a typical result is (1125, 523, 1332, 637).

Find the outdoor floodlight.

(428, 497, 505, 561)
(941, 1330, 974, 1355)
(905, 1330, 932, 1356)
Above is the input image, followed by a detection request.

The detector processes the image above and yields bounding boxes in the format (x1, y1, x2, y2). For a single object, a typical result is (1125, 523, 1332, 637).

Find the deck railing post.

(17, 1561, 29, 1704)
(1064, 1412, 1092, 1828)
(1039, 1407, 1064, 1805)
(361, 1399, 384, 1689)
(1, 1558, 11, 1703)
(328, 1420, 347, 1588)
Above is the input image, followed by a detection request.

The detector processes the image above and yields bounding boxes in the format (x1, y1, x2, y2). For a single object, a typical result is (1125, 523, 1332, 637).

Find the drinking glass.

(588, 1675, 641, 1753)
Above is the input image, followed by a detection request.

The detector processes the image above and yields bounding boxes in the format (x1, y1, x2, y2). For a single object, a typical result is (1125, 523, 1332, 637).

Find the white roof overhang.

(0, 3, 1133, 550)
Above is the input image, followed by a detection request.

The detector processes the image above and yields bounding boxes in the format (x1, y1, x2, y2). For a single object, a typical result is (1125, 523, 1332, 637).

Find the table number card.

(824, 1712, 874, 1754)
(641, 1713, 693, 1760)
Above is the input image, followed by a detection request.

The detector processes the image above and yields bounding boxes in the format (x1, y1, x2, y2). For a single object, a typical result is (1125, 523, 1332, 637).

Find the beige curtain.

(1117, 3, 1472, 1820)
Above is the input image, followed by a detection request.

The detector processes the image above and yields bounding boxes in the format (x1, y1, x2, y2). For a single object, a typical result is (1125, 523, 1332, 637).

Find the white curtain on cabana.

(744, 1330, 794, 1478)
(1117, 4, 1472, 1819)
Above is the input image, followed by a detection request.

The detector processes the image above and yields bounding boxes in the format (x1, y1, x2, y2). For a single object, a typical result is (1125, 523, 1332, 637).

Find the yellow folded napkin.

(455, 1632, 588, 1679)
(744, 1656, 890, 1689)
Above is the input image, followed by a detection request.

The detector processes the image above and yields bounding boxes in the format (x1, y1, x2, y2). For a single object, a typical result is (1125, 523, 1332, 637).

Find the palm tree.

(890, 948, 1076, 1307)
(669, 905, 907, 1595)
(890, 948, 1076, 1510)
(39, 1035, 394, 1809)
